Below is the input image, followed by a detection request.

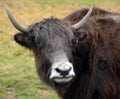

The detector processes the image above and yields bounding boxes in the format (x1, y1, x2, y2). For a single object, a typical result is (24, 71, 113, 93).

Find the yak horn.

(4, 4, 28, 33)
(72, 5, 93, 29)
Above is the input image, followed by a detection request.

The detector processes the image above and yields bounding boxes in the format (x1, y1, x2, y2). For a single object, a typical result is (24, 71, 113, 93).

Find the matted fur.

(13, 7, 120, 99)
(61, 7, 120, 99)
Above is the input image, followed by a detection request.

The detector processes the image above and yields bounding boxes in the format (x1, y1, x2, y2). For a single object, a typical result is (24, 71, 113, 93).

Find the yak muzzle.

(50, 61, 75, 83)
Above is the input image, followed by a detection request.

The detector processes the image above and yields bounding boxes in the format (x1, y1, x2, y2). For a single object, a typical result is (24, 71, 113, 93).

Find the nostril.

(55, 67, 71, 76)
(55, 68, 62, 73)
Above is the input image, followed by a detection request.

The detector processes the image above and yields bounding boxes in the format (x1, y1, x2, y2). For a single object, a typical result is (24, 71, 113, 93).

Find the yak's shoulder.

(64, 7, 120, 24)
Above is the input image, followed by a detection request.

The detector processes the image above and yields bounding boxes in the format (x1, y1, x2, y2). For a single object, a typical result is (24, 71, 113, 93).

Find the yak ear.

(14, 33, 34, 49)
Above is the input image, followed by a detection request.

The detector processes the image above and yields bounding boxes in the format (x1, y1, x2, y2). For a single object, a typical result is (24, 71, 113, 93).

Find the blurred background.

(0, 0, 120, 99)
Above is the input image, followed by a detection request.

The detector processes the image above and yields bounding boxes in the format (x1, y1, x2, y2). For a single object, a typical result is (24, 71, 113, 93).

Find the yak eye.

(71, 39, 79, 46)
(35, 40, 43, 49)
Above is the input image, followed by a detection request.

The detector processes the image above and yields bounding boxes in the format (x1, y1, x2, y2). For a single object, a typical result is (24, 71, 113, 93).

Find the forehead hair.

(29, 18, 74, 41)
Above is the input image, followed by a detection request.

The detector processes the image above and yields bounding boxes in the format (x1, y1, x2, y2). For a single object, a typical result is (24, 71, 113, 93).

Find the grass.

(0, 0, 120, 99)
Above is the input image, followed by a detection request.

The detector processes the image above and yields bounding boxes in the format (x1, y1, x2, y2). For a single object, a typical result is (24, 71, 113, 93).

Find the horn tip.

(4, 4, 9, 12)
(4, 4, 8, 9)
(90, 5, 94, 10)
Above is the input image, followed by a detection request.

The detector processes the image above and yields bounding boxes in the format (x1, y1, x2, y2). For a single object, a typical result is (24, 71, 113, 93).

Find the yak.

(5, 5, 120, 99)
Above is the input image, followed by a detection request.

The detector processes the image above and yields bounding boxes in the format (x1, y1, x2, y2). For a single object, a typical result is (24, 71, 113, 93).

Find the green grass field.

(0, 0, 120, 99)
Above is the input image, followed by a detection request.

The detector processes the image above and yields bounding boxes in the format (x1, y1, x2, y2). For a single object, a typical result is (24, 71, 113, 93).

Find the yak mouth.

(52, 75, 75, 83)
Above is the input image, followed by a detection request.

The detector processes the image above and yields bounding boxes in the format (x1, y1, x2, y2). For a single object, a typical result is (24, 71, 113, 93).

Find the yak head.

(5, 5, 93, 84)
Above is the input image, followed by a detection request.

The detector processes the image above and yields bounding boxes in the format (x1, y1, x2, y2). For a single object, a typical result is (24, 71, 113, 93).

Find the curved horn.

(4, 4, 27, 33)
(72, 5, 93, 29)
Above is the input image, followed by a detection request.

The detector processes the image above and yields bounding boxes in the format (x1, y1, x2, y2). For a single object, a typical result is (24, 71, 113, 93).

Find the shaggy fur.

(13, 7, 120, 99)
(63, 7, 120, 99)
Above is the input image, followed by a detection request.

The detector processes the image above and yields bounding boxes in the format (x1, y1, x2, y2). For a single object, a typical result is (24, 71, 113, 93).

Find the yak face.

(14, 18, 76, 83)
(5, 5, 93, 83)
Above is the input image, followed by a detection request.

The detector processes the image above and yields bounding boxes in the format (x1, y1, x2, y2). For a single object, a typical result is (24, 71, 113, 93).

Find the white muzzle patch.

(50, 61, 75, 83)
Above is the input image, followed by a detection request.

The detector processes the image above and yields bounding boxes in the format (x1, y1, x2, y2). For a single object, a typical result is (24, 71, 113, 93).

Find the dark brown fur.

(13, 7, 120, 99)
(62, 7, 120, 99)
